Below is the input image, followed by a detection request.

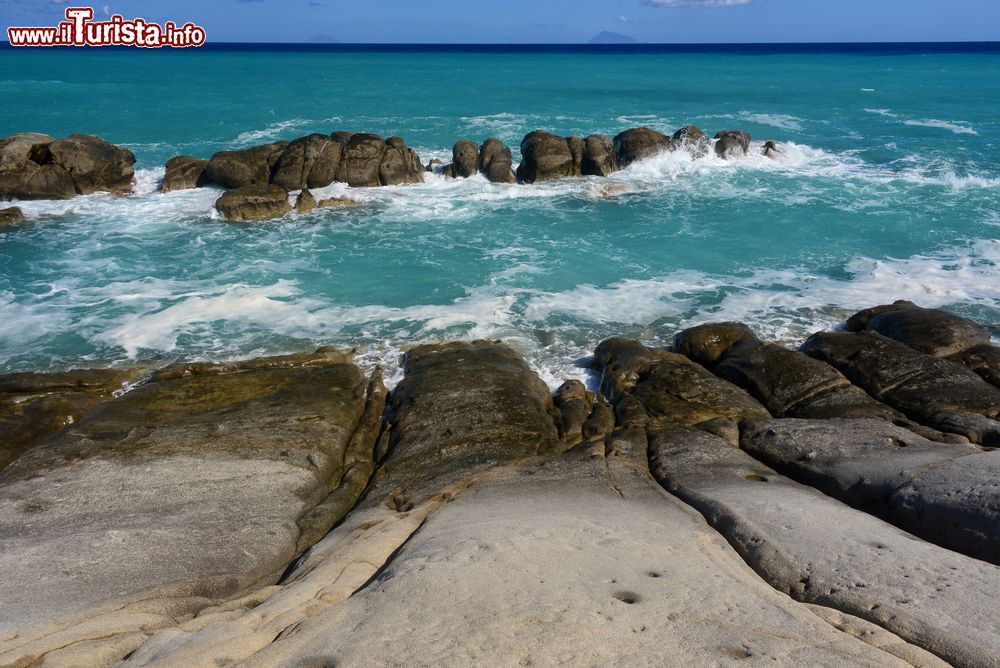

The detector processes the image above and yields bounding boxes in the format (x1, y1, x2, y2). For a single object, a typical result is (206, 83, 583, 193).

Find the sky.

(1, 0, 998, 44)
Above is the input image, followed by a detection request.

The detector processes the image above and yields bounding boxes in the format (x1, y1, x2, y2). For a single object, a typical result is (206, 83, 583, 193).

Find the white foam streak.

(903, 119, 978, 135)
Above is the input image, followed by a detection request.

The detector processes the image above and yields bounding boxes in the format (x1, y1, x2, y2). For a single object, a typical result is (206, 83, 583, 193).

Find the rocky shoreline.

(0, 124, 784, 223)
(1, 299, 998, 667)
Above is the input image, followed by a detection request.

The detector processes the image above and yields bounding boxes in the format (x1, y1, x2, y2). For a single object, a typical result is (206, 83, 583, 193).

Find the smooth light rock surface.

(134, 421, 918, 668)
(803, 330, 1000, 444)
(0, 351, 383, 668)
(741, 417, 999, 563)
(650, 425, 1000, 668)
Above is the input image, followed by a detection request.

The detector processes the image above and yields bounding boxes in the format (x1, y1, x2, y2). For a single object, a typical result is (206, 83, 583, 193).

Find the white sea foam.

(737, 112, 805, 132)
(903, 119, 978, 135)
(232, 117, 342, 146)
(863, 108, 898, 117)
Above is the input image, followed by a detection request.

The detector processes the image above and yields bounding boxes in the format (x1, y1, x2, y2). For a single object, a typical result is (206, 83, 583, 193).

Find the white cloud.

(618, 15, 628, 22)
(643, 0, 751, 7)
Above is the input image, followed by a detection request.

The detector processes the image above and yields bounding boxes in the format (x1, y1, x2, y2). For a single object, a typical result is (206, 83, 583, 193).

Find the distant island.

(588, 31, 638, 45)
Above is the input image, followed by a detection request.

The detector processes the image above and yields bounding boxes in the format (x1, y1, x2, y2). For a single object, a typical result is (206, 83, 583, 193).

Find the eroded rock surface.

(0, 350, 384, 668)
(803, 330, 1000, 444)
(215, 184, 292, 221)
(650, 426, 1000, 668)
(0, 132, 135, 200)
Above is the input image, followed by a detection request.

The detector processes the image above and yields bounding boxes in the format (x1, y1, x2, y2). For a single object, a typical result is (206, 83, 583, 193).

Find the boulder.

(803, 330, 1000, 445)
(448, 140, 480, 178)
(613, 127, 671, 167)
(294, 188, 316, 213)
(333, 133, 386, 187)
(673, 321, 757, 368)
(672, 125, 710, 158)
(46, 134, 136, 195)
(741, 417, 1000, 564)
(215, 184, 292, 222)
(593, 337, 769, 441)
(553, 379, 595, 445)
(205, 141, 288, 189)
(516, 130, 575, 183)
(425, 158, 445, 173)
(714, 130, 751, 159)
(161, 156, 209, 193)
(0, 206, 26, 227)
(0, 132, 134, 200)
(378, 136, 423, 186)
(478, 137, 516, 183)
(649, 425, 1000, 668)
(847, 301, 991, 356)
(763, 140, 783, 159)
(270, 134, 343, 190)
(0, 351, 385, 668)
(581, 134, 618, 176)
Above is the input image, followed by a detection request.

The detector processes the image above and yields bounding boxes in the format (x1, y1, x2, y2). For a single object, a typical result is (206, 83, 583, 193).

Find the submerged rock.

(613, 127, 671, 167)
(763, 140, 783, 159)
(0, 205, 25, 227)
(215, 184, 292, 221)
(161, 155, 209, 193)
(0, 132, 135, 200)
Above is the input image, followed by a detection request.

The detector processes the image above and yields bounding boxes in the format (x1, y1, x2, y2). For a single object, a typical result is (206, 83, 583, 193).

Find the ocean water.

(1, 44, 998, 386)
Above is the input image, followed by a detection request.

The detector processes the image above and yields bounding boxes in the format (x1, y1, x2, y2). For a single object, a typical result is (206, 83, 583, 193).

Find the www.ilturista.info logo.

(7, 7, 206, 48)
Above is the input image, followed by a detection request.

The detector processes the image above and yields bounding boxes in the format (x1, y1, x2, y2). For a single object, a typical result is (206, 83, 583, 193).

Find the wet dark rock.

(581, 134, 618, 177)
(448, 140, 480, 178)
(803, 330, 1000, 445)
(714, 130, 751, 159)
(0, 206, 25, 227)
(672, 125, 710, 158)
(205, 141, 288, 189)
(554, 379, 595, 445)
(847, 301, 991, 356)
(162, 156, 209, 193)
(271, 134, 343, 190)
(566, 136, 584, 176)
(380, 341, 561, 501)
(516, 130, 575, 183)
(215, 184, 292, 222)
(0, 367, 144, 472)
(673, 322, 758, 368)
(613, 127, 671, 167)
(478, 137, 516, 183)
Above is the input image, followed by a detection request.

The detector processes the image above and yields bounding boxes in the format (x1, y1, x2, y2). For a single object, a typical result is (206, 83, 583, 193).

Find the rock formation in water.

(1, 300, 998, 666)
(0, 132, 135, 200)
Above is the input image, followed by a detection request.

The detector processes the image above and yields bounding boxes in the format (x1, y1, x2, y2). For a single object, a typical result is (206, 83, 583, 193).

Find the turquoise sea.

(1, 44, 998, 385)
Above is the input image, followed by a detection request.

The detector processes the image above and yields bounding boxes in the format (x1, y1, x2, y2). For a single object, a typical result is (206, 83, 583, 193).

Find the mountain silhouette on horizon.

(588, 31, 638, 45)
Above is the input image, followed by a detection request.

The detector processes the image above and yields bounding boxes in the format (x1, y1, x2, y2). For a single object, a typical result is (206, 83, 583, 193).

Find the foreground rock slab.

(650, 426, 1000, 668)
(0, 350, 385, 668)
(0, 367, 144, 471)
